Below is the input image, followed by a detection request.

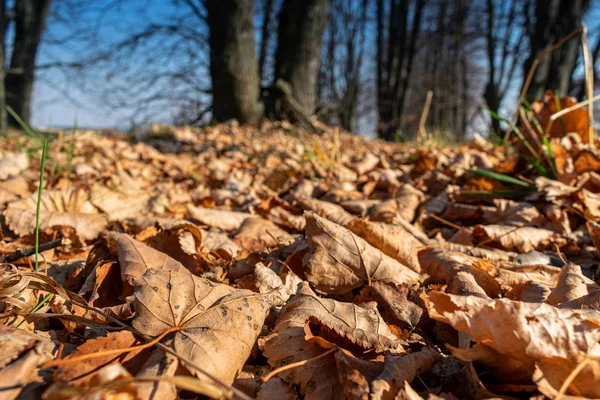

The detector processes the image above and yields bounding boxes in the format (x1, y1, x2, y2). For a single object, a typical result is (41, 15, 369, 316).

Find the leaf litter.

(2, 120, 600, 398)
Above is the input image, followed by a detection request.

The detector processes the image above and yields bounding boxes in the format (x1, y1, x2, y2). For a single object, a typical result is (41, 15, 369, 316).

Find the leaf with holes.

(130, 267, 278, 385)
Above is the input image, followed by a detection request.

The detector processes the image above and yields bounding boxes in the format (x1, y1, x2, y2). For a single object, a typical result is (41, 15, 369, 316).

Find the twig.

(417, 90, 433, 143)
(581, 24, 595, 147)
(261, 347, 338, 383)
(2, 238, 71, 264)
(549, 93, 600, 121)
(555, 357, 592, 400)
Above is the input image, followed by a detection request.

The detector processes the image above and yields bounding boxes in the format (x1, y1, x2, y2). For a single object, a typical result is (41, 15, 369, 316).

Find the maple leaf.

(130, 267, 276, 385)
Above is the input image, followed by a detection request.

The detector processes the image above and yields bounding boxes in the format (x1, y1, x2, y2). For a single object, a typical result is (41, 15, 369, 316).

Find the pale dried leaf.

(0, 152, 28, 180)
(108, 232, 185, 285)
(4, 189, 107, 241)
(187, 205, 252, 231)
(472, 224, 554, 252)
(370, 348, 441, 400)
(304, 213, 421, 295)
(131, 267, 275, 384)
(346, 218, 421, 273)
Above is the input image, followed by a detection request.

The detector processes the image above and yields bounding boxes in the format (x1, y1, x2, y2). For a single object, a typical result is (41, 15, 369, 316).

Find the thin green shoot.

(17, 293, 53, 328)
(485, 107, 540, 164)
(6, 105, 42, 139)
(66, 117, 77, 180)
(34, 140, 48, 273)
(467, 168, 532, 188)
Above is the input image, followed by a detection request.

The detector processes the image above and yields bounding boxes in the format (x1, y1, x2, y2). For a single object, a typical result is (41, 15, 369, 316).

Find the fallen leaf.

(304, 213, 421, 295)
(261, 283, 404, 399)
(370, 348, 442, 400)
(346, 217, 421, 272)
(131, 267, 276, 384)
(4, 189, 107, 241)
(187, 205, 252, 231)
(471, 224, 554, 252)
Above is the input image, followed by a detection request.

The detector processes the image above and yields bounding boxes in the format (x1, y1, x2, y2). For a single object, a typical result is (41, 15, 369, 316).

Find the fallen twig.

(2, 237, 71, 264)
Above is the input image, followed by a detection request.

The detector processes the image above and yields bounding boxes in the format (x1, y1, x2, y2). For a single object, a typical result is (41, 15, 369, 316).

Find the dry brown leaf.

(135, 350, 179, 400)
(0, 340, 53, 400)
(394, 184, 426, 223)
(54, 331, 146, 386)
(131, 267, 276, 384)
(370, 348, 441, 400)
(234, 217, 295, 252)
(346, 152, 380, 175)
(417, 248, 502, 297)
(256, 377, 298, 400)
(260, 283, 404, 399)
(471, 224, 554, 252)
(201, 228, 240, 258)
(335, 350, 383, 400)
(4, 189, 107, 241)
(481, 199, 541, 226)
(0, 152, 28, 180)
(546, 263, 597, 305)
(304, 213, 421, 295)
(142, 221, 203, 273)
(187, 204, 252, 231)
(295, 197, 355, 226)
(424, 291, 600, 398)
(529, 92, 590, 144)
(346, 218, 421, 273)
(356, 281, 423, 330)
(108, 232, 185, 285)
(89, 182, 150, 221)
(534, 176, 579, 200)
(577, 189, 600, 220)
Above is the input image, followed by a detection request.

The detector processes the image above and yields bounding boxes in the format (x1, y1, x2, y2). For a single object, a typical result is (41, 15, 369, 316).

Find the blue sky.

(30, 0, 600, 133)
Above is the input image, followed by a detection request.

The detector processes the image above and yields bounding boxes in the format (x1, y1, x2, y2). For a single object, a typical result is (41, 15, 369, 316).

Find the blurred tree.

(317, 0, 369, 132)
(483, 0, 527, 134)
(274, 0, 330, 116)
(206, 0, 263, 124)
(1, 0, 52, 129)
(376, 0, 425, 140)
(524, 0, 591, 99)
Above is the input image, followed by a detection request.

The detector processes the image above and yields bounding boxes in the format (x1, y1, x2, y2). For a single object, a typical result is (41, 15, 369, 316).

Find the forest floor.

(1, 119, 600, 399)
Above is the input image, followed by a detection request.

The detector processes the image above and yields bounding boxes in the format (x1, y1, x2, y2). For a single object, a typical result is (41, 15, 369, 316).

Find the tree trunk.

(258, 0, 275, 84)
(206, 0, 263, 124)
(524, 0, 590, 99)
(0, 0, 7, 135)
(376, 0, 426, 141)
(274, 0, 329, 116)
(5, 0, 51, 126)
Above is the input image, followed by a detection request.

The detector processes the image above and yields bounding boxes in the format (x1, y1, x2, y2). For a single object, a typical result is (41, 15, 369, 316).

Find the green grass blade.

(6, 106, 42, 139)
(35, 140, 48, 273)
(467, 168, 531, 188)
(66, 117, 77, 179)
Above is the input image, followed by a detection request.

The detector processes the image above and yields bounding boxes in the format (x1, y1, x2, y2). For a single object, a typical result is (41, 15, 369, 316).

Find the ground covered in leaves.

(2, 120, 600, 399)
